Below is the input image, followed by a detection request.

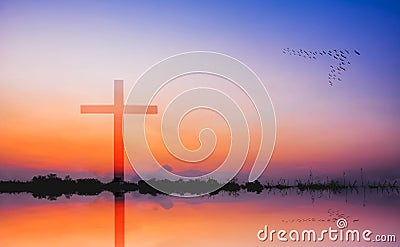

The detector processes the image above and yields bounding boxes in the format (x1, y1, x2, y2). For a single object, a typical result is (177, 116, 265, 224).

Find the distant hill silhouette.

(0, 173, 398, 200)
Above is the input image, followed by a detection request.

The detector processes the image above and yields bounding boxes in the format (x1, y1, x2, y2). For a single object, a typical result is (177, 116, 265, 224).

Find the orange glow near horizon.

(1, 67, 399, 178)
(0, 83, 398, 177)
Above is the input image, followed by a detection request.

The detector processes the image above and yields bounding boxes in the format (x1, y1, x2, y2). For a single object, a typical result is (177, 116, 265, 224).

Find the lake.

(0, 189, 398, 246)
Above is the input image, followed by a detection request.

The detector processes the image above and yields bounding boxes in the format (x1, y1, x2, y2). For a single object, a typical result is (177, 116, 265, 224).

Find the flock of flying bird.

(282, 48, 361, 86)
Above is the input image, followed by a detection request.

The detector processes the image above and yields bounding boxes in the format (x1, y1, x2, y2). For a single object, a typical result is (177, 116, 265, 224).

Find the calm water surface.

(0, 189, 398, 247)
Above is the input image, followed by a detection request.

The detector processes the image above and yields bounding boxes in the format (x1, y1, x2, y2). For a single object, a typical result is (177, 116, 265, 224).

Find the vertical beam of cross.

(114, 81, 124, 181)
(80, 80, 157, 181)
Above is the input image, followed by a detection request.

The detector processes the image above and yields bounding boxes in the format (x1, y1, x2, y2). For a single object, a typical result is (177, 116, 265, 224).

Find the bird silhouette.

(282, 47, 360, 86)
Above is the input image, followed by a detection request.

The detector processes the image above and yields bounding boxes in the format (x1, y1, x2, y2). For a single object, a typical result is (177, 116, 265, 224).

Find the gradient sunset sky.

(0, 0, 399, 181)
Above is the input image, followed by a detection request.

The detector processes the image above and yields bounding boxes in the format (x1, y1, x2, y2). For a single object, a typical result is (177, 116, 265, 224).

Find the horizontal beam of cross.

(80, 105, 158, 114)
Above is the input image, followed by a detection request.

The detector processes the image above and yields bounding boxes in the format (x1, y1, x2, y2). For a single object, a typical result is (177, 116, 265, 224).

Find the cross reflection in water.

(114, 193, 125, 247)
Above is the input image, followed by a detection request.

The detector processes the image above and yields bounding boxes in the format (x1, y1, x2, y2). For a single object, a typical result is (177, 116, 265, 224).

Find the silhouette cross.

(81, 80, 157, 247)
(80, 80, 157, 181)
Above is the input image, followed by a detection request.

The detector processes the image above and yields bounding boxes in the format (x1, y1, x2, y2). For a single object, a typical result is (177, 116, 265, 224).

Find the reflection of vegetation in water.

(145, 178, 222, 196)
(0, 172, 398, 200)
